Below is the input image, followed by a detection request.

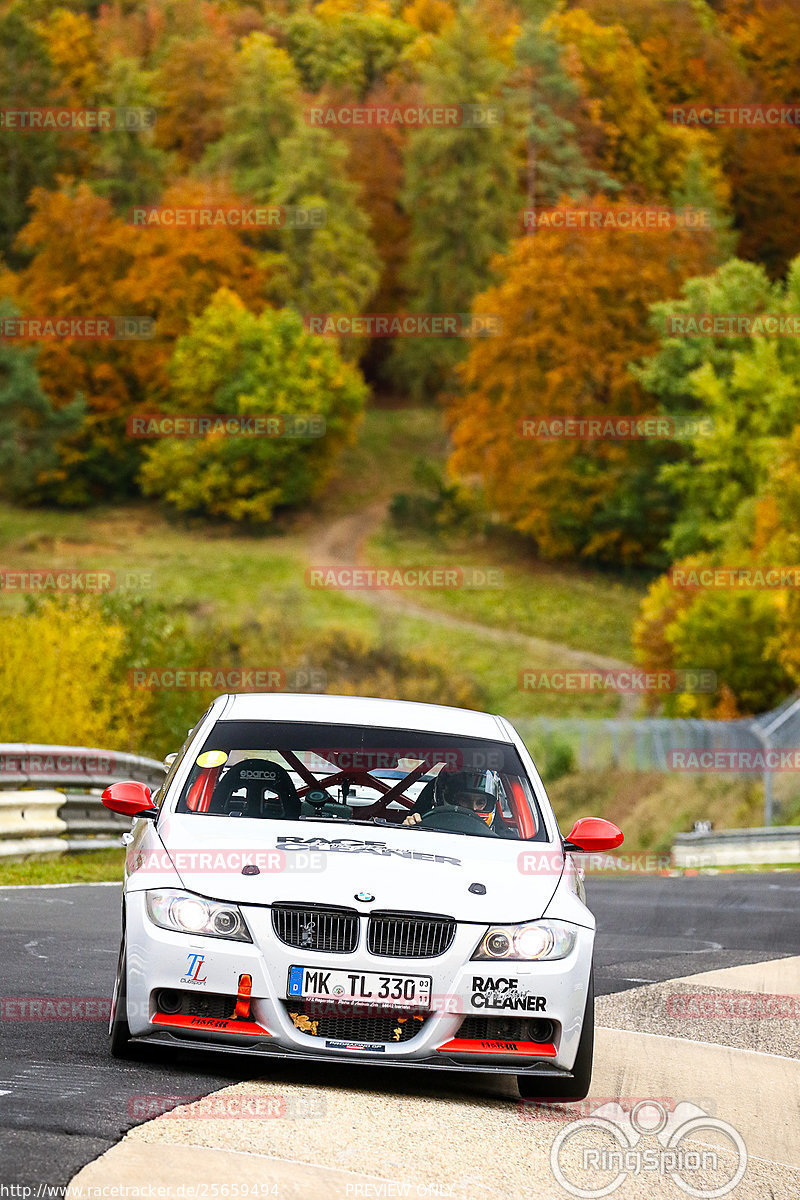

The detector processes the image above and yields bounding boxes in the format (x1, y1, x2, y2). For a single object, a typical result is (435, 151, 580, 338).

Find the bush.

(139, 289, 368, 523)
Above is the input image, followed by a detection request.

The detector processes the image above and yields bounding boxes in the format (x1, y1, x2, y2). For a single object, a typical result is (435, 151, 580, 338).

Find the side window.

(153, 722, 202, 808)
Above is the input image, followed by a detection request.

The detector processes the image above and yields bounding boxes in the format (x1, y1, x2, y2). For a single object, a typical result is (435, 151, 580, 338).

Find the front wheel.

(109, 933, 135, 1059)
(518, 971, 594, 1101)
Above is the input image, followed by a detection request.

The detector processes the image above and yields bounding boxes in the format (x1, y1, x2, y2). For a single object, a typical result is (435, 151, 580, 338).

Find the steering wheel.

(305, 788, 333, 813)
(417, 804, 496, 837)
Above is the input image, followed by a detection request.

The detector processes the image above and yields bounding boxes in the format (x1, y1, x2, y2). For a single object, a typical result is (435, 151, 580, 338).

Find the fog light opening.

(527, 1018, 555, 1044)
(157, 988, 181, 1014)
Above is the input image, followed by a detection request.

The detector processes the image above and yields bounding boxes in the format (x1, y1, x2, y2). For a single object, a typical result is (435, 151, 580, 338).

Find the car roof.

(217, 692, 513, 741)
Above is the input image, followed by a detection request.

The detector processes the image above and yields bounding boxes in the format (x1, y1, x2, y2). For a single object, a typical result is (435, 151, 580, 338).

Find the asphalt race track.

(2, 874, 800, 1192)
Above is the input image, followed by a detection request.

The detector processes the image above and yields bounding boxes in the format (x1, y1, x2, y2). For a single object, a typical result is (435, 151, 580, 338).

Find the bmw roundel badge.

(355, 891, 375, 902)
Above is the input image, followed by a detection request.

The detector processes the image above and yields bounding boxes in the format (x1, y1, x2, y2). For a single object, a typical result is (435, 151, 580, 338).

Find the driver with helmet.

(403, 769, 496, 828)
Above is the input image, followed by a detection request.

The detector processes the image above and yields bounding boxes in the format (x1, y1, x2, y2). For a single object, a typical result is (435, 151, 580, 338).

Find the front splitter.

(130, 1030, 573, 1077)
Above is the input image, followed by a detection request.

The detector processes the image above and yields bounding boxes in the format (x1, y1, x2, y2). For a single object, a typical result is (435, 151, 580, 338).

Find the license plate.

(288, 966, 432, 1007)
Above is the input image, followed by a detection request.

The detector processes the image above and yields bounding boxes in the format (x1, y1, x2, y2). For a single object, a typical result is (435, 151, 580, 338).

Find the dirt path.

(308, 507, 639, 715)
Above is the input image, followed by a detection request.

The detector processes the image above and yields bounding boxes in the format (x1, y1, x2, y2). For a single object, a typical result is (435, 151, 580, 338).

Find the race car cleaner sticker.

(277, 835, 461, 867)
(196, 750, 228, 768)
(471, 976, 547, 1011)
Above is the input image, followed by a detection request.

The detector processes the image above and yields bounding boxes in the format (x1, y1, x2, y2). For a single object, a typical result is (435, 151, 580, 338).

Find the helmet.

(434, 770, 496, 826)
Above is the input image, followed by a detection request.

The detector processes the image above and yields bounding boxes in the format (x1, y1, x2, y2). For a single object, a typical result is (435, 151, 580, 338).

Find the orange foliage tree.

(447, 199, 720, 564)
(12, 180, 263, 502)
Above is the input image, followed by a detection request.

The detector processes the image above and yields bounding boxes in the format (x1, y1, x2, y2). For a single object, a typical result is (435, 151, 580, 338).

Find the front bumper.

(123, 893, 593, 1073)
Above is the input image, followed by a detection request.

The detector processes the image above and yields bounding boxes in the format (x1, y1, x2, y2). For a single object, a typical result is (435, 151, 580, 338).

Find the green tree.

(0, 5, 65, 262)
(261, 125, 381, 325)
(90, 56, 169, 210)
(634, 257, 800, 558)
(388, 9, 522, 399)
(139, 289, 368, 523)
(280, 10, 415, 98)
(200, 33, 301, 200)
(0, 300, 85, 503)
(514, 16, 618, 215)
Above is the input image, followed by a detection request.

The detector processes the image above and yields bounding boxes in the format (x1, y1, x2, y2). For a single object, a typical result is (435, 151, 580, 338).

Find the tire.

(109, 933, 135, 1059)
(518, 970, 594, 1102)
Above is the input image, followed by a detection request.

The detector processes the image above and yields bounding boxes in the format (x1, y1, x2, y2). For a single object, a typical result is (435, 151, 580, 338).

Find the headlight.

(146, 889, 251, 942)
(472, 919, 576, 961)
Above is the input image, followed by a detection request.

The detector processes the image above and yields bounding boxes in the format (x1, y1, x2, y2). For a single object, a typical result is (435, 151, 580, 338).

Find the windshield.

(174, 720, 547, 841)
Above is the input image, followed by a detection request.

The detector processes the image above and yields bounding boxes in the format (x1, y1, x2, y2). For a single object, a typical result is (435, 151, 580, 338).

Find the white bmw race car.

(103, 693, 623, 1100)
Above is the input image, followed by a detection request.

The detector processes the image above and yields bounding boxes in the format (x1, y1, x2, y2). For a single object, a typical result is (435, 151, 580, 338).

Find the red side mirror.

(101, 780, 157, 819)
(565, 817, 623, 852)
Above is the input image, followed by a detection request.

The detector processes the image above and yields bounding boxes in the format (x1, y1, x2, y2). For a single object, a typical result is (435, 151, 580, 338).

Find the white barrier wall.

(673, 826, 800, 868)
(0, 790, 71, 859)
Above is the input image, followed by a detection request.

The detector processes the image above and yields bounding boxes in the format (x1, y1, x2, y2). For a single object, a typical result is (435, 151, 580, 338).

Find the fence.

(516, 691, 800, 825)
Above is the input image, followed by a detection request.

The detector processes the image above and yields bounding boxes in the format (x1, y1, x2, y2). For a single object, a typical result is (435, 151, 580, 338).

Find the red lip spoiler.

(436, 1037, 557, 1057)
(153, 1013, 272, 1037)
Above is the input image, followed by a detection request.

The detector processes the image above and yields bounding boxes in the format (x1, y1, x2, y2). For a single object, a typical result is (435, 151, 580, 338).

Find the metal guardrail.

(673, 826, 800, 869)
(0, 743, 164, 861)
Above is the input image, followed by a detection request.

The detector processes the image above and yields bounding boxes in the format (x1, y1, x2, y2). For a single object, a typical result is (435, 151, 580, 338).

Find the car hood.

(157, 815, 564, 924)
